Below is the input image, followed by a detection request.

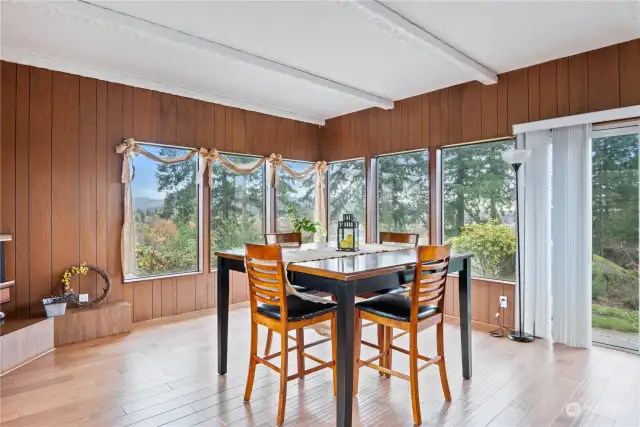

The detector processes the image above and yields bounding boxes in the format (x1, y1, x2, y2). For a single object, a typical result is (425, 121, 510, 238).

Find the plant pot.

(43, 301, 67, 318)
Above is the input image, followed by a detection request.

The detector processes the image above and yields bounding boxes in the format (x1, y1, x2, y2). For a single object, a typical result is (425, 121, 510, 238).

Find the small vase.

(43, 301, 67, 318)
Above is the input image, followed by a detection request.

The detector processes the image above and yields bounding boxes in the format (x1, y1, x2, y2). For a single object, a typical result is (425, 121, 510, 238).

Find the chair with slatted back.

(264, 232, 303, 246)
(262, 232, 314, 357)
(243, 243, 337, 426)
(353, 245, 452, 426)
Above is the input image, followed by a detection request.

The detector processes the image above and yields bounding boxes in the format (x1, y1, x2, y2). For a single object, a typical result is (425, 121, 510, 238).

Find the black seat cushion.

(356, 294, 438, 323)
(257, 295, 337, 322)
(372, 270, 415, 295)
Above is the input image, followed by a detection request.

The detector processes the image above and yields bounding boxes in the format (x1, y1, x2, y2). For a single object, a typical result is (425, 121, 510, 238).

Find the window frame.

(125, 141, 204, 283)
(327, 157, 367, 244)
(439, 137, 517, 282)
(373, 149, 430, 245)
(209, 151, 267, 272)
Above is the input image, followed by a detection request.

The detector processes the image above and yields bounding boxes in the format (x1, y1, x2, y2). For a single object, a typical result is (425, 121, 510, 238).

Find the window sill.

(447, 273, 515, 286)
(124, 270, 203, 284)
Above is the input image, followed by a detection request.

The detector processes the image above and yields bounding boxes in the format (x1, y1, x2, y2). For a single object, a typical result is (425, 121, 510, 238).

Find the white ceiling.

(2, 0, 638, 125)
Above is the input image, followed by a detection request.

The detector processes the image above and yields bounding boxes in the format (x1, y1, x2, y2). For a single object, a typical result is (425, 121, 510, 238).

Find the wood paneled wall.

(0, 62, 321, 322)
(321, 40, 640, 160)
(320, 39, 640, 327)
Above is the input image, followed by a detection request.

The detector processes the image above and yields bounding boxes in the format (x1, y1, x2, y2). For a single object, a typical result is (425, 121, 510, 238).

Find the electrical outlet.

(79, 293, 89, 303)
(499, 296, 507, 308)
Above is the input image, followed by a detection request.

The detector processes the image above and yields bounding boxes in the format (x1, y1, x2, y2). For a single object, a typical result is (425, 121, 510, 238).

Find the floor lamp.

(501, 149, 533, 343)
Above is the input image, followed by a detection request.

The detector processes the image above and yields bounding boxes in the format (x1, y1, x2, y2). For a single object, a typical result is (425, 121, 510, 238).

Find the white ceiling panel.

(1, 0, 638, 125)
(382, 0, 640, 73)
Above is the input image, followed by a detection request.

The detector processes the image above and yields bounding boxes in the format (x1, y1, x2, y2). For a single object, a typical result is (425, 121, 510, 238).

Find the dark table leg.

(335, 281, 355, 427)
(458, 257, 472, 379)
(217, 256, 230, 375)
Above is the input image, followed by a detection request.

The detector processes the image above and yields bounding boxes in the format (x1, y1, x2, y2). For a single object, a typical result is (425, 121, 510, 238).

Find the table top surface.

(215, 243, 471, 281)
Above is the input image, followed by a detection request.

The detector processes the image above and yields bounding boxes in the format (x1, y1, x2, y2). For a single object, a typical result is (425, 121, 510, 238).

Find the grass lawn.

(592, 303, 639, 333)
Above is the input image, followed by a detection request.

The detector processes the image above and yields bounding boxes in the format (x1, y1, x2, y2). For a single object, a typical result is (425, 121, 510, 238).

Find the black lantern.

(337, 214, 359, 252)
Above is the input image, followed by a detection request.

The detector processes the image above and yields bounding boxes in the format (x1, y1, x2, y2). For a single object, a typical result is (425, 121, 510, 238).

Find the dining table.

(215, 243, 473, 427)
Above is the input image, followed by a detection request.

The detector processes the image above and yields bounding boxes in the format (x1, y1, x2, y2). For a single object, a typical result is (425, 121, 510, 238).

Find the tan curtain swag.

(117, 138, 329, 277)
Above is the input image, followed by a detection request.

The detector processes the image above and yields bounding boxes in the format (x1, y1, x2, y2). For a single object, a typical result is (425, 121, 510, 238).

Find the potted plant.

(284, 200, 326, 241)
(42, 294, 72, 318)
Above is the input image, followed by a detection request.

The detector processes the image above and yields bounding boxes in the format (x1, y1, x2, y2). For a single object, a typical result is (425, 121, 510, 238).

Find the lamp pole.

(501, 149, 533, 343)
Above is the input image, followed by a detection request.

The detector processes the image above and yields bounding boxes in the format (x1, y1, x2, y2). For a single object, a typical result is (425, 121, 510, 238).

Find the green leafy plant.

(283, 200, 326, 238)
(447, 220, 516, 280)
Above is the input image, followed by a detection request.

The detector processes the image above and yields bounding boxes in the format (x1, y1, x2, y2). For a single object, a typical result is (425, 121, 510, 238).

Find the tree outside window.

(210, 155, 265, 264)
(442, 139, 516, 281)
(276, 160, 316, 243)
(328, 159, 366, 242)
(132, 144, 199, 278)
(377, 151, 429, 244)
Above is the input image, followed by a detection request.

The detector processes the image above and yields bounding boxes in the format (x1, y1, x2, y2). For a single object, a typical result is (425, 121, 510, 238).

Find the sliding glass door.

(591, 122, 639, 352)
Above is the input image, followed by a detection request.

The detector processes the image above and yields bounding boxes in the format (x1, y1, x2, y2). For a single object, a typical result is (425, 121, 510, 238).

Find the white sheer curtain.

(519, 130, 553, 340)
(551, 124, 593, 348)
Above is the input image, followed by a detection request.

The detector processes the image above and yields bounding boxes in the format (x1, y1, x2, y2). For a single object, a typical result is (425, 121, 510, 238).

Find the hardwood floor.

(1, 303, 638, 427)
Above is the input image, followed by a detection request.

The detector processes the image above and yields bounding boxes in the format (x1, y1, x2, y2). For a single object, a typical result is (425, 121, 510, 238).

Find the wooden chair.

(353, 245, 452, 426)
(264, 232, 303, 246)
(243, 244, 337, 425)
(379, 231, 420, 246)
(263, 232, 311, 356)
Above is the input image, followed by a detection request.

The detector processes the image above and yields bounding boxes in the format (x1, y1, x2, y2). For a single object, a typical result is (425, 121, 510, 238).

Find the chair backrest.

(245, 244, 288, 318)
(379, 232, 419, 247)
(410, 245, 452, 317)
(264, 232, 303, 247)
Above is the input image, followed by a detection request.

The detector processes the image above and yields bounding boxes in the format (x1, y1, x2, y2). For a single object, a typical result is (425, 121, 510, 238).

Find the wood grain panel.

(528, 65, 540, 122)
(557, 57, 570, 116)
(232, 108, 248, 153)
(152, 279, 162, 319)
(619, 39, 640, 107)
(177, 96, 195, 148)
(106, 83, 124, 304)
(14, 64, 30, 319)
(507, 68, 528, 131)
(406, 96, 423, 150)
(208, 271, 217, 309)
(371, 108, 390, 155)
(352, 109, 369, 157)
(496, 75, 508, 137)
(448, 85, 462, 145)
(123, 282, 134, 322)
(569, 53, 588, 115)
(481, 83, 498, 139)
(390, 99, 402, 152)
(51, 72, 80, 299)
(588, 45, 619, 112)
(276, 118, 291, 158)
(539, 60, 558, 120)
(79, 77, 98, 299)
(460, 83, 481, 142)
(96, 81, 108, 295)
(429, 90, 441, 147)
(133, 281, 153, 322)
(399, 98, 410, 151)
(176, 276, 196, 315)
(421, 94, 430, 150)
(440, 88, 449, 146)
(151, 90, 162, 142)
(28, 67, 53, 317)
(161, 278, 176, 317)
(133, 88, 153, 141)
(225, 106, 234, 151)
(1, 62, 16, 318)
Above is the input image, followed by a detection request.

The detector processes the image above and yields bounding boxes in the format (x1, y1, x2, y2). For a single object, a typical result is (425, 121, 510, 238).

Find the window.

(376, 150, 429, 244)
(131, 144, 200, 278)
(210, 154, 266, 263)
(442, 139, 516, 281)
(276, 160, 316, 243)
(328, 159, 366, 242)
(591, 123, 639, 351)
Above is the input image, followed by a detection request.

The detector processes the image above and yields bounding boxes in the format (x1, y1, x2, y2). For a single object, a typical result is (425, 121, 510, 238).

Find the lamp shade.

(501, 149, 531, 165)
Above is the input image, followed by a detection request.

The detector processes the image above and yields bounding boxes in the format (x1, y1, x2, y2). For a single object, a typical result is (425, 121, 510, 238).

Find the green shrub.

(447, 220, 516, 280)
(592, 255, 638, 310)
